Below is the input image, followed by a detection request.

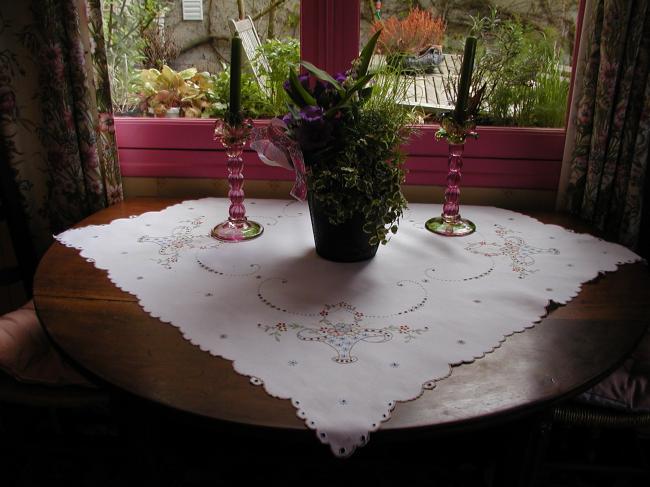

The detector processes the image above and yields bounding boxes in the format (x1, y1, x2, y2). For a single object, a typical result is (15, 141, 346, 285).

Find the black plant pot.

(307, 195, 379, 263)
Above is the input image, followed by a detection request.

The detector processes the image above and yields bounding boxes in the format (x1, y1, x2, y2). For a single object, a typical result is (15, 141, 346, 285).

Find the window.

(114, 0, 584, 202)
(360, 1, 580, 129)
(103, 0, 300, 119)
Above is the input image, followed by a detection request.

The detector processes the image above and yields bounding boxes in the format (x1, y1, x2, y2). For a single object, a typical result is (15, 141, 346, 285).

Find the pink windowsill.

(115, 117, 565, 190)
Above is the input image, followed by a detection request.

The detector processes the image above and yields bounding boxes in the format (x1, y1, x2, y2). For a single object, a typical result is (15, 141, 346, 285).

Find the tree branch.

(107, 1, 115, 51)
(267, 0, 276, 39)
(180, 35, 229, 54)
(367, 0, 375, 20)
(252, 0, 287, 22)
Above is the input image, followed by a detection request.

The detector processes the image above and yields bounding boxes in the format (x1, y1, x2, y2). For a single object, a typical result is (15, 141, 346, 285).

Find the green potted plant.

(464, 8, 570, 128)
(371, 7, 446, 73)
(137, 65, 204, 117)
(253, 38, 301, 116)
(203, 67, 276, 119)
(252, 31, 415, 262)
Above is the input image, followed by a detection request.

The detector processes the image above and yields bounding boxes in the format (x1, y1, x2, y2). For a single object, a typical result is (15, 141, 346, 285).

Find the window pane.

(361, 1, 579, 128)
(103, 0, 300, 119)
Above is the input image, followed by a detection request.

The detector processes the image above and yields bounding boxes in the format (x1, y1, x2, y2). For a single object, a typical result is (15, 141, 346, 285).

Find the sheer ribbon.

(251, 119, 307, 201)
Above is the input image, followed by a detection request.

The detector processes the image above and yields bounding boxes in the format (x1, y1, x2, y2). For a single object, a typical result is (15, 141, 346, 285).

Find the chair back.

(229, 15, 271, 97)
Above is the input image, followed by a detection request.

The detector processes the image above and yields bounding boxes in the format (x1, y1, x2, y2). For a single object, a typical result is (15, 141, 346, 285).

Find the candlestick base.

(425, 215, 475, 237)
(211, 218, 263, 242)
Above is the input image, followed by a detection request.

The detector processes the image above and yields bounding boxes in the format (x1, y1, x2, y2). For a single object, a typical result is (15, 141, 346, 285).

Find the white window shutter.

(182, 0, 203, 21)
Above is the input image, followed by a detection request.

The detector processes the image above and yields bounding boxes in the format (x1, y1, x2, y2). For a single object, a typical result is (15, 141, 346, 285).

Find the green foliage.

(204, 67, 276, 120)
(468, 8, 569, 128)
(303, 64, 416, 246)
(102, 0, 171, 113)
(529, 59, 571, 128)
(286, 10, 300, 30)
(137, 65, 212, 117)
(279, 32, 414, 245)
(253, 38, 300, 115)
(133, 62, 277, 119)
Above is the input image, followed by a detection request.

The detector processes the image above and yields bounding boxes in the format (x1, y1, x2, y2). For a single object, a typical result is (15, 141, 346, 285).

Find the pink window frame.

(115, 0, 585, 191)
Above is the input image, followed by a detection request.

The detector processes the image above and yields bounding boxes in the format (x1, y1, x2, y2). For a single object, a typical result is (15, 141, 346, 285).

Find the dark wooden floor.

(1, 396, 649, 487)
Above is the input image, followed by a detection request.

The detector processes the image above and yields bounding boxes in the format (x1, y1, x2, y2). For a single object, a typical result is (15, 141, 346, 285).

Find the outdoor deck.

(370, 53, 461, 113)
(233, 16, 462, 114)
(399, 54, 460, 112)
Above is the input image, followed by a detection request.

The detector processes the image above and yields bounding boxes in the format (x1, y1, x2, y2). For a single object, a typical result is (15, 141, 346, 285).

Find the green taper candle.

(229, 34, 242, 124)
(454, 36, 477, 123)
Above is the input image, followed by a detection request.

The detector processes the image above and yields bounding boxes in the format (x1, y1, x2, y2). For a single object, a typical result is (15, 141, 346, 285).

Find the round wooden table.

(33, 198, 650, 435)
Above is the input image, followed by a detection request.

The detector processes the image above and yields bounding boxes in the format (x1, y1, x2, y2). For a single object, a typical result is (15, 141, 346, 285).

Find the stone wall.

(166, 0, 299, 74)
(165, 0, 578, 74)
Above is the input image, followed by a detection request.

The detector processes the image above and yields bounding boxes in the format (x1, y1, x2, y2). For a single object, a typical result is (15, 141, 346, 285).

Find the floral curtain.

(0, 0, 122, 256)
(557, 0, 650, 253)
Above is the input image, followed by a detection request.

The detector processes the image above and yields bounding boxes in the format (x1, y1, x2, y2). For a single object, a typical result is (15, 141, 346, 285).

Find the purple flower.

(299, 105, 324, 123)
(334, 72, 347, 84)
(284, 73, 313, 106)
(282, 73, 310, 92)
(281, 112, 293, 126)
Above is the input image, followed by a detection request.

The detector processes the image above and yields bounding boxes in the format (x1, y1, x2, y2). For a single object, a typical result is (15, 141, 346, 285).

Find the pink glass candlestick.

(426, 115, 478, 237)
(425, 143, 475, 236)
(211, 119, 263, 242)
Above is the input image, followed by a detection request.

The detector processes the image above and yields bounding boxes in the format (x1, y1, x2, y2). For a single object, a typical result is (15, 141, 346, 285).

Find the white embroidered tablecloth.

(56, 198, 641, 456)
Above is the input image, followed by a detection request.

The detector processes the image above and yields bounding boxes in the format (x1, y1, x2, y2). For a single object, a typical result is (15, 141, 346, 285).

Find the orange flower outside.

(371, 7, 446, 56)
